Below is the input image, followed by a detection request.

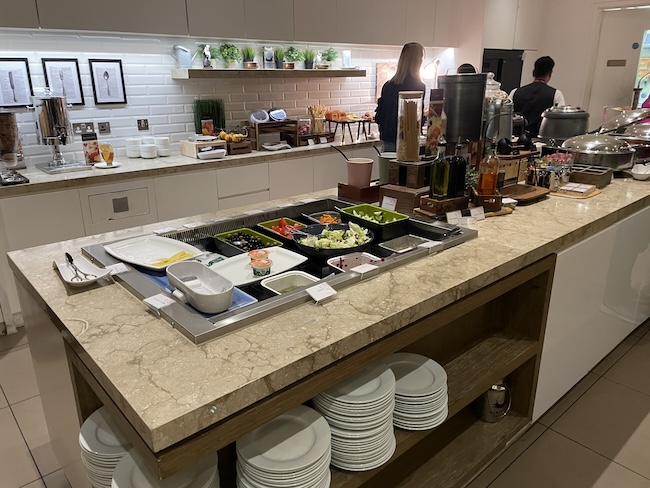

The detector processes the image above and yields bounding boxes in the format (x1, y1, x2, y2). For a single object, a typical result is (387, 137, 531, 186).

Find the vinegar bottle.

(477, 143, 499, 195)
(447, 138, 467, 198)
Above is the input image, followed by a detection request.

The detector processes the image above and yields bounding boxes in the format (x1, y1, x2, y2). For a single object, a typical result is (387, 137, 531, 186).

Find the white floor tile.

(0, 326, 28, 353)
(0, 407, 41, 488)
(0, 385, 8, 410)
(42, 469, 72, 488)
(21, 480, 46, 488)
(12, 396, 61, 477)
(0, 344, 39, 405)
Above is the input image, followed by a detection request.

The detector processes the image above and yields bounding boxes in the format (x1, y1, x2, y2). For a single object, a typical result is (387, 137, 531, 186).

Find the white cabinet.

(294, 0, 336, 43)
(37, 0, 188, 35)
(218, 191, 271, 211)
(187, 0, 246, 38)
(513, 0, 544, 50)
(483, 0, 518, 49)
(269, 158, 314, 200)
(245, 0, 294, 41)
(216, 164, 269, 199)
(406, 0, 436, 47)
(0, 0, 39, 28)
(154, 170, 218, 221)
(433, 0, 460, 47)
(79, 179, 158, 235)
(336, 0, 405, 46)
(313, 153, 347, 191)
(534, 206, 650, 420)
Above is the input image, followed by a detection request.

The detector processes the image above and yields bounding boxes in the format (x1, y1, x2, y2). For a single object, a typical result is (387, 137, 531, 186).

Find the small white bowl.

(197, 148, 227, 160)
(157, 148, 171, 157)
(154, 137, 170, 145)
(125, 138, 141, 146)
(140, 144, 157, 158)
(140, 136, 155, 144)
(632, 170, 650, 181)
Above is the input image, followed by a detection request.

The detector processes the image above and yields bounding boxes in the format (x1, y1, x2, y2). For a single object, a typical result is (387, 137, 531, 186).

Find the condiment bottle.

(447, 138, 467, 198)
(426, 89, 446, 157)
(430, 134, 449, 200)
(477, 142, 499, 195)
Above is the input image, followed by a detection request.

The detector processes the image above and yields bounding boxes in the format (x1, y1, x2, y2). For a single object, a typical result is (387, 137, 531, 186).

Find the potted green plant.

(241, 46, 257, 69)
(284, 46, 304, 69)
(216, 43, 242, 68)
(273, 47, 285, 69)
(303, 48, 316, 69)
(319, 47, 338, 69)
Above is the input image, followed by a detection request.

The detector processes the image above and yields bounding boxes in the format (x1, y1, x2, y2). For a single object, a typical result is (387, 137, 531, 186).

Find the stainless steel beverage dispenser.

(32, 88, 85, 172)
(438, 73, 487, 144)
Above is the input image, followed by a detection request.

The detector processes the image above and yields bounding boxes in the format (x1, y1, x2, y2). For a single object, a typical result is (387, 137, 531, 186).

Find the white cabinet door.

(154, 170, 218, 221)
(482, 0, 517, 49)
(218, 191, 270, 211)
(336, 0, 405, 46)
(294, 0, 336, 43)
(245, 0, 294, 41)
(187, 0, 246, 38)
(534, 206, 650, 420)
(513, 0, 544, 50)
(269, 158, 314, 200)
(79, 179, 158, 235)
(433, 0, 460, 47)
(0, 0, 39, 28)
(37, 0, 188, 35)
(406, 0, 436, 47)
(313, 153, 347, 191)
(217, 164, 269, 199)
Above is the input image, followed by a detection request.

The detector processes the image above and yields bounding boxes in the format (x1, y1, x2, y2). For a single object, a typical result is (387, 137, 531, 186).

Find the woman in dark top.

(375, 42, 426, 152)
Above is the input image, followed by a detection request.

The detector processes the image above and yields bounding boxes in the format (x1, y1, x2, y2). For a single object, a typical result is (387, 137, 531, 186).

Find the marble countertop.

(0, 140, 378, 197)
(7, 179, 650, 453)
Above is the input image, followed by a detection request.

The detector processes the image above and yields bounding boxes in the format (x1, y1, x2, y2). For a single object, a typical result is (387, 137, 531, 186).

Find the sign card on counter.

(446, 210, 463, 225)
(307, 282, 337, 304)
(381, 196, 397, 211)
(469, 207, 486, 221)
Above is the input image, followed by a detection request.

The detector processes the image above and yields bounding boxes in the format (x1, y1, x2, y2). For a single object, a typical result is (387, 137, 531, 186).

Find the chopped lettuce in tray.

(298, 222, 370, 249)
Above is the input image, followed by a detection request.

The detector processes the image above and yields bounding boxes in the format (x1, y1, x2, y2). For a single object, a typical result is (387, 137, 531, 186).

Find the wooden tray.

(500, 184, 550, 203)
(550, 188, 602, 199)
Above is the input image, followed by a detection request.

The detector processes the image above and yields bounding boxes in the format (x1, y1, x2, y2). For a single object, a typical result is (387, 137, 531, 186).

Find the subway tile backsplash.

(0, 30, 454, 166)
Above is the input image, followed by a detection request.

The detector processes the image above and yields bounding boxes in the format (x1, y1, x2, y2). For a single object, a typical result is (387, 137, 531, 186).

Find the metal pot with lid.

(616, 123, 650, 162)
(561, 133, 634, 170)
(538, 105, 589, 140)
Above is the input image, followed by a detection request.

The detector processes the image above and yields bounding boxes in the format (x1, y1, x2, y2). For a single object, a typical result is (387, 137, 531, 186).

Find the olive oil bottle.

(447, 138, 467, 198)
(430, 135, 449, 200)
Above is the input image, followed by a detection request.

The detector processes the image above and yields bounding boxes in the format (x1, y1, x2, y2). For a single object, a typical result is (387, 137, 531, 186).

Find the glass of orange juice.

(100, 143, 114, 166)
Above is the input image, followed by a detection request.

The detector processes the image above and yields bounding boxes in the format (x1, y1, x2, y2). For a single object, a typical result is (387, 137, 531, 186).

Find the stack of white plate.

(155, 137, 171, 157)
(236, 405, 331, 488)
(313, 363, 396, 472)
(125, 138, 141, 158)
(381, 353, 448, 431)
(140, 144, 157, 159)
(79, 407, 132, 488)
(112, 449, 219, 488)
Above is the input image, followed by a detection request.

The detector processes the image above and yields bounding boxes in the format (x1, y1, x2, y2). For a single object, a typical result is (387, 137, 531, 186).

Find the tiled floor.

(0, 322, 649, 488)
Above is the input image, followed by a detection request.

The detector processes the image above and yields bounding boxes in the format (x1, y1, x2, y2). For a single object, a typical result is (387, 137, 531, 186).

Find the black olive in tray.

(213, 228, 283, 257)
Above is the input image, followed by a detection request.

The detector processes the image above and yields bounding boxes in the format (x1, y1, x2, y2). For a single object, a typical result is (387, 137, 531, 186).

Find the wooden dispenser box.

(417, 195, 470, 216)
(471, 188, 502, 212)
(388, 160, 431, 188)
(338, 183, 381, 203)
(380, 184, 430, 214)
(180, 139, 226, 159)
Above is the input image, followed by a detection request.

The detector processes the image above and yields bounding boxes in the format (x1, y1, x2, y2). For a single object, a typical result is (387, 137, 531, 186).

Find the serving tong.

(65, 252, 97, 282)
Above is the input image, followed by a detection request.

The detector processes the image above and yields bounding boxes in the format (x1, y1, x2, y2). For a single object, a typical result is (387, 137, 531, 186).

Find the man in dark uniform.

(509, 56, 565, 137)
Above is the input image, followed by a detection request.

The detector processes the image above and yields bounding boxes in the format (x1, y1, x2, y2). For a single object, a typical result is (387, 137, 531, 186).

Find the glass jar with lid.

(396, 91, 423, 162)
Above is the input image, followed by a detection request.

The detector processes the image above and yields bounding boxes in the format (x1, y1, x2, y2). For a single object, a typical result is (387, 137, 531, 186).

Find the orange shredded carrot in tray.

(319, 213, 339, 224)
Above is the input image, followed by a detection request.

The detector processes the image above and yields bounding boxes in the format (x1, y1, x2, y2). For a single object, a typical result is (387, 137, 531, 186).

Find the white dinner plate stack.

(236, 405, 331, 488)
(78, 407, 132, 488)
(125, 138, 141, 158)
(381, 353, 449, 431)
(112, 449, 219, 488)
(313, 363, 397, 472)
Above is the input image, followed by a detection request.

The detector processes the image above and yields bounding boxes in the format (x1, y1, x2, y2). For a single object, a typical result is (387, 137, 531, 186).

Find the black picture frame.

(88, 58, 127, 105)
(41, 58, 85, 105)
(0, 58, 34, 107)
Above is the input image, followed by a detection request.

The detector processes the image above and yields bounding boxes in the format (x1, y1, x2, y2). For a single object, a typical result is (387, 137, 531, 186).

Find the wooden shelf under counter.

(171, 68, 367, 79)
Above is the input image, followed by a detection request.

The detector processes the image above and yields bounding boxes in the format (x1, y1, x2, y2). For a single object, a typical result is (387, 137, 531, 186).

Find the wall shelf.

(171, 68, 367, 80)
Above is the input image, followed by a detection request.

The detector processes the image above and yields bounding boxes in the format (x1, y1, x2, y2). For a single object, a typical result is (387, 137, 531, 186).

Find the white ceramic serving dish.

(166, 261, 234, 313)
(54, 255, 111, 287)
(631, 163, 650, 180)
(103, 235, 202, 271)
(327, 252, 382, 273)
(208, 247, 307, 286)
(260, 270, 319, 295)
(197, 148, 227, 160)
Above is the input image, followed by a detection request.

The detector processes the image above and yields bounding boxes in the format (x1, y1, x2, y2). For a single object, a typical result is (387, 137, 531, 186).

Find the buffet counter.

(7, 178, 650, 488)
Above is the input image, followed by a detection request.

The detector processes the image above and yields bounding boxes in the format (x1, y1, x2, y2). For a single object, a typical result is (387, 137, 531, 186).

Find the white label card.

(319, 137, 328, 144)
(105, 263, 130, 275)
(211, 217, 228, 223)
(183, 222, 206, 229)
(143, 294, 175, 311)
(244, 210, 263, 216)
(350, 263, 379, 276)
(153, 227, 177, 235)
(307, 138, 315, 146)
(381, 196, 397, 211)
(446, 210, 463, 225)
(307, 282, 337, 303)
(300, 198, 317, 203)
(469, 207, 486, 221)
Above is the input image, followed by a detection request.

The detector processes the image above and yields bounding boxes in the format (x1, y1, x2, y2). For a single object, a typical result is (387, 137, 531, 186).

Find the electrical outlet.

(72, 122, 95, 135)
(98, 122, 111, 134)
(137, 119, 149, 131)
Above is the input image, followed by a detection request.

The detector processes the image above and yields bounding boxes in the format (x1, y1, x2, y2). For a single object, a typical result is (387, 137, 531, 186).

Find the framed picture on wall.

(41, 58, 85, 105)
(88, 59, 127, 105)
(0, 58, 34, 107)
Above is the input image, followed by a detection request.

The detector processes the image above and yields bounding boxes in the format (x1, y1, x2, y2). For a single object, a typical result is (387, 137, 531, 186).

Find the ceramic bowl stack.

(140, 144, 157, 159)
(313, 363, 396, 472)
(125, 138, 141, 158)
(155, 137, 171, 157)
(236, 405, 331, 488)
(112, 449, 219, 488)
(79, 407, 132, 488)
(381, 353, 448, 431)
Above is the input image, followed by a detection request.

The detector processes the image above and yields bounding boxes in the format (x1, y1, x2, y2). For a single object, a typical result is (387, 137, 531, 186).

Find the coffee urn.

(438, 73, 488, 144)
(32, 88, 81, 172)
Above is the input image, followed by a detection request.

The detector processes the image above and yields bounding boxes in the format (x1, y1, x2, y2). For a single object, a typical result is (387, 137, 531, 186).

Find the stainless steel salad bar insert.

(82, 197, 477, 345)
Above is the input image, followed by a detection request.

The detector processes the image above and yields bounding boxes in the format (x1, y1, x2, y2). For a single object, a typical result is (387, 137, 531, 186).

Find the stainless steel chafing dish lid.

(599, 108, 650, 133)
(622, 123, 650, 139)
(562, 134, 635, 154)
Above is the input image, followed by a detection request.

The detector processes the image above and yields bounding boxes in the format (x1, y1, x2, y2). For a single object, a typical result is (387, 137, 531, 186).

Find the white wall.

(0, 29, 456, 167)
